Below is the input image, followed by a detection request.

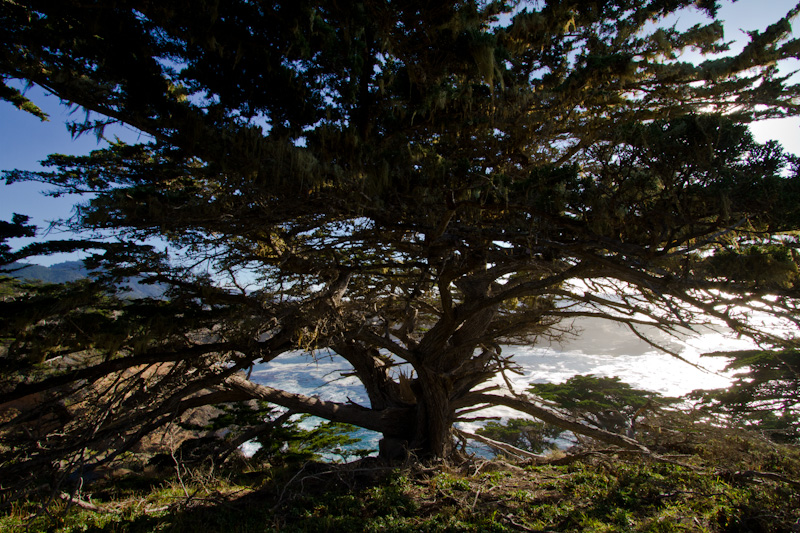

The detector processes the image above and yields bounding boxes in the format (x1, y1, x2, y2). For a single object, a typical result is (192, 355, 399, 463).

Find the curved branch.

(455, 392, 649, 452)
(224, 374, 414, 436)
(354, 329, 417, 364)
(455, 428, 545, 461)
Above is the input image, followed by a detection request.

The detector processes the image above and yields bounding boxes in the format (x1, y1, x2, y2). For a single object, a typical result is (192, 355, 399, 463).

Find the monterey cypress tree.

(2, 0, 800, 484)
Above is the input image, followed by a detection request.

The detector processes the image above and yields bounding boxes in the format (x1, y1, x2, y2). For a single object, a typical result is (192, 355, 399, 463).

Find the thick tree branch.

(455, 428, 545, 461)
(223, 374, 414, 436)
(456, 393, 649, 452)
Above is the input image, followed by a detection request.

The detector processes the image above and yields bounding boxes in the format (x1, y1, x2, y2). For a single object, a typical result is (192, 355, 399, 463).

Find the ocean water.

(247, 317, 755, 457)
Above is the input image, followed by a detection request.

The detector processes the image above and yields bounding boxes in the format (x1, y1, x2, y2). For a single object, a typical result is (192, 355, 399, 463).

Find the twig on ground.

(58, 493, 114, 513)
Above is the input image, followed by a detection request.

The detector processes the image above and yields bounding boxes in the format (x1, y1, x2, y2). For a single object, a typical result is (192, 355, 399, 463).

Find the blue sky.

(1, 0, 799, 265)
(1, 87, 148, 255)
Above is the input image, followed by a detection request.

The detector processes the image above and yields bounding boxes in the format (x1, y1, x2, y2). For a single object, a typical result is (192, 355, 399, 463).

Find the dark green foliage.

(690, 349, 800, 442)
(3, 0, 800, 477)
(529, 375, 674, 433)
(478, 375, 677, 455)
(0, 214, 35, 265)
(0, 277, 123, 365)
(216, 406, 369, 464)
(705, 246, 800, 289)
(477, 417, 564, 454)
(0, 270, 288, 500)
(188, 401, 370, 465)
(0, 80, 47, 120)
(282, 417, 370, 463)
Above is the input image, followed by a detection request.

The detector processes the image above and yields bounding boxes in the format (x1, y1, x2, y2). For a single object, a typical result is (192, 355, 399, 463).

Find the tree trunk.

(409, 368, 455, 458)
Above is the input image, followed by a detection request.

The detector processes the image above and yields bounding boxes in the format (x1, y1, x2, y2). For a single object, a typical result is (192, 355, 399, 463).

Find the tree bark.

(333, 341, 405, 411)
(410, 368, 455, 457)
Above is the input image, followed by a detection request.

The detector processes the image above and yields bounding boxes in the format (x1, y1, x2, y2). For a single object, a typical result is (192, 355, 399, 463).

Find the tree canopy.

(3, 0, 800, 490)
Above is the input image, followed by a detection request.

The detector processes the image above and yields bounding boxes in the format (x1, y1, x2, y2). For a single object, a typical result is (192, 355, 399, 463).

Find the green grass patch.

(2, 431, 799, 532)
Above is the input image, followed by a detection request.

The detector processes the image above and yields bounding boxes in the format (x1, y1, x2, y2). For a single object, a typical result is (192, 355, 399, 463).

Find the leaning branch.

(0, 344, 229, 406)
(455, 428, 546, 461)
(456, 393, 649, 452)
(223, 374, 413, 436)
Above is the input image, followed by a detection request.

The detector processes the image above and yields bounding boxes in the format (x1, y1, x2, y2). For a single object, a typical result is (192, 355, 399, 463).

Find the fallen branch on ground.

(59, 493, 113, 513)
(455, 428, 547, 462)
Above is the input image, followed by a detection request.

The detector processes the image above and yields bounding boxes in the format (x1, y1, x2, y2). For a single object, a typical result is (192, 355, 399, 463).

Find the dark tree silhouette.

(2, 1, 800, 489)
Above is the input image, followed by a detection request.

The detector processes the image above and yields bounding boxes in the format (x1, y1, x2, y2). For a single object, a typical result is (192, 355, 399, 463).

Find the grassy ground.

(2, 429, 799, 532)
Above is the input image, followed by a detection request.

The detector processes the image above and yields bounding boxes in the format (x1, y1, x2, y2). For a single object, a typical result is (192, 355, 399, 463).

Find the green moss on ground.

(2, 429, 799, 532)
